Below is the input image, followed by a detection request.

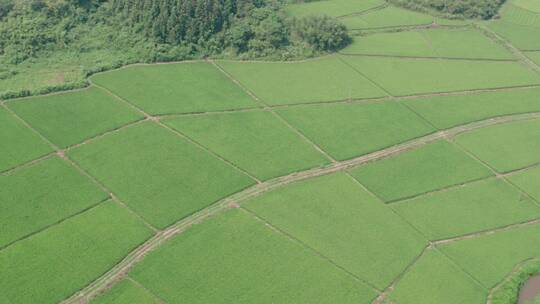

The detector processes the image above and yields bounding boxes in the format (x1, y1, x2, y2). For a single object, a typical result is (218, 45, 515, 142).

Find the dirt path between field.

(59, 110, 540, 304)
(5, 48, 540, 303)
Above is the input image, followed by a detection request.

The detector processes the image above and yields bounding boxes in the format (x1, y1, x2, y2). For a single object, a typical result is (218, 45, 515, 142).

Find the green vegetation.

(4, 1, 540, 303)
(385, 249, 487, 304)
(491, 259, 540, 304)
(163, 111, 330, 181)
(218, 56, 387, 105)
(7, 87, 143, 148)
(341, 55, 540, 96)
(0, 200, 153, 304)
(340, 6, 434, 29)
(499, 3, 540, 28)
(388, 0, 505, 19)
(276, 101, 435, 160)
(455, 118, 540, 173)
(0, 0, 353, 99)
(527, 51, 540, 65)
(91, 279, 162, 304)
(91, 62, 258, 115)
(392, 178, 540, 240)
(285, 0, 384, 18)
(291, 16, 351, 51)
(487, 21, 540, 50)
(68, 122, 255, 228)
(349, 140, 494, 202)
(514, 0, 540, 12)
(0, 157, 107, 248)
(0, 107, 52, 172)
(130, 209, 377, 304)
(245, 173, 427, 289)
(439, 223, 540, 288)
(508, 166, 540, 202)
(403, 87, 540, 129)
(342, 28, 514, 59)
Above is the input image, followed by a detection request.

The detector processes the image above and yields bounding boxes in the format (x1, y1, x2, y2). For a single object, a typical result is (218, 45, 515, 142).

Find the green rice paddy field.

(2, 0, 540, 303)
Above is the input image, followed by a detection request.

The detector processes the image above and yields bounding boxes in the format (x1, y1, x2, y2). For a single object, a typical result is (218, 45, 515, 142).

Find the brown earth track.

(3, 39, 540, 302)
(59, 111, 540, 304)
(372, 23, 540, 304)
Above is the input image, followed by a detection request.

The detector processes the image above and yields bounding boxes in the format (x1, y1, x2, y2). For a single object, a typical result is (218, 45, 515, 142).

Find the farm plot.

(402, 87, 540, 129)
(349, 140, 493, 202)
(509, 166, 540, 201)
(217, 57, 387, 105)
(163, 111, 330, 181)
(0, 157, 107, 248)
(91, 279, 162, 304)
(7, 87, 143, 148)
(514, 0, 540, 12)
(487, 21, 540, 50)
(342, 28, 514, 60)
(276, 101, 435, 161)
(340, 55, 540, 96)
(438, 223, 540, 288)
(285, 0, 384, 18)
(500, 3, 540, 28)
(91, 62, 258, 115)
(385, 249, 487, 304)
(0, 200, 153, 304)
(244, 173, 427, 289)
(392, 178, 540, 240)
(454, 118, 540, 173)
(129, 209, 378, 304)
(67, 122, 255, 229)
(0, 107, 52, 172)
(340, 6, 433, 30)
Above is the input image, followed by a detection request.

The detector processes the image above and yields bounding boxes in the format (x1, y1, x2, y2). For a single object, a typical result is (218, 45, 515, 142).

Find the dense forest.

(0, 0, 506, 98)
(0, 0, 349, 65)
(388, 0, 506, 19)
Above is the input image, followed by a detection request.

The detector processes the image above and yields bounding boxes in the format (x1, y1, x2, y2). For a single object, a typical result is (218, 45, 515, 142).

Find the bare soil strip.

(374, 25, 540, 304)
(348, 22, 438, 32)
(60, 111, 540, 304)
(477, 24, 540, 74)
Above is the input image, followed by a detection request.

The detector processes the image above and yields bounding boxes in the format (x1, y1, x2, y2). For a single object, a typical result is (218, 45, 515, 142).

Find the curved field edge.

(0, 56, 335, 102)
(0, 21, 511, 103)
(61, 111, 540, 304)
(489, 258, 540, 304)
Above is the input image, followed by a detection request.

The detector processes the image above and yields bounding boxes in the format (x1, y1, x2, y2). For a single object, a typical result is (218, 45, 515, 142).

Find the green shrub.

(292, 15, 350, 51)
